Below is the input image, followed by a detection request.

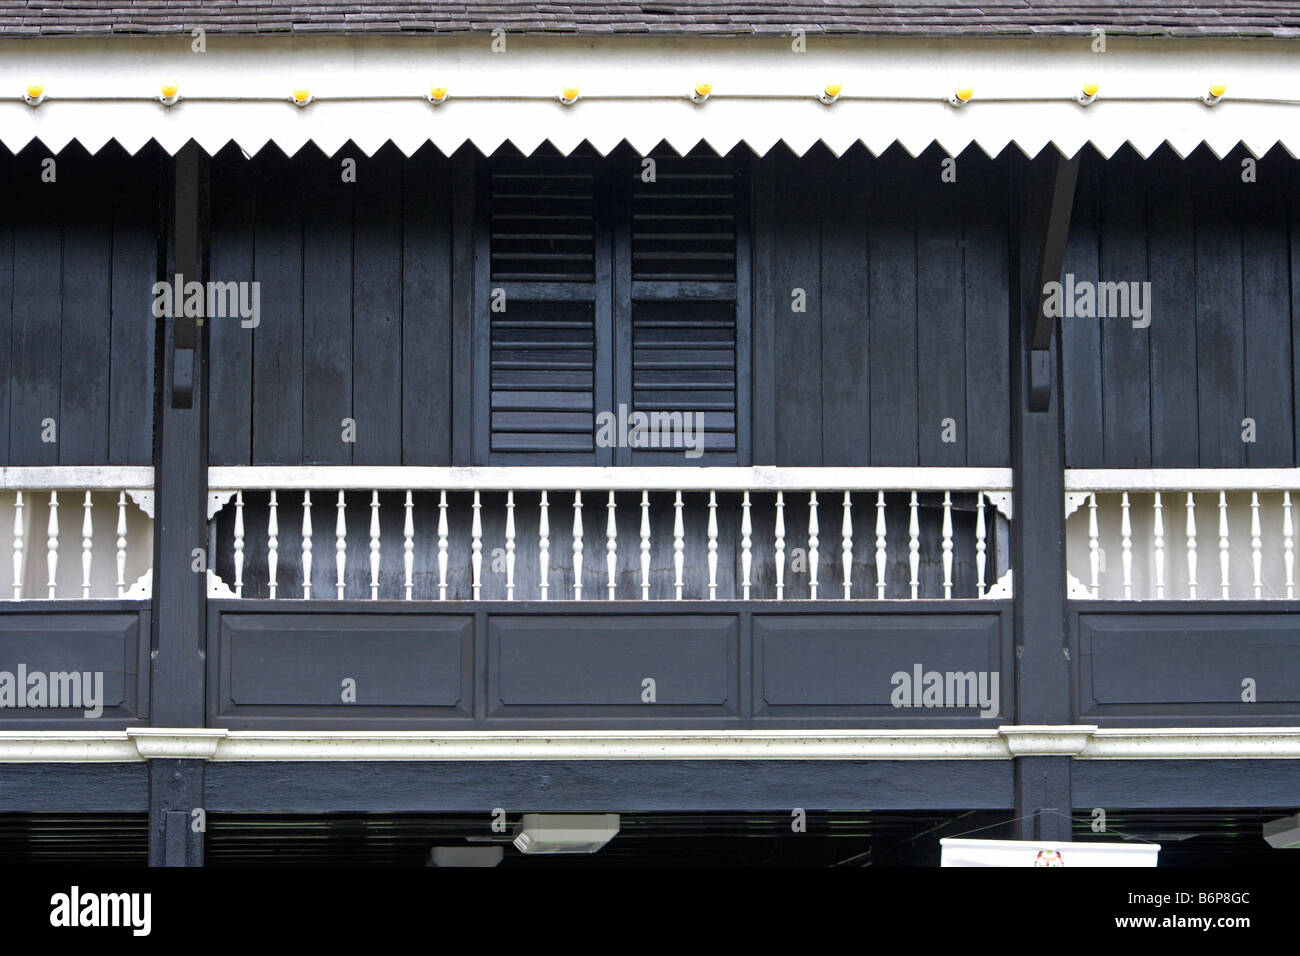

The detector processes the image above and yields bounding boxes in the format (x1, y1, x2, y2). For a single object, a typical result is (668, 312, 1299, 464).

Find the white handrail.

(1067, 469, 1300, 492)
(0, 466, 154, 490)
(210, 465, 1012, 493)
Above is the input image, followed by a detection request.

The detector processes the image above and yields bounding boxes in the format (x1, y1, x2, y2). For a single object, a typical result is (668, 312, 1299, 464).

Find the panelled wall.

(205, 142, 1014, 469)
(1062, 144, 1300, 468)
(208, 143, 454, 467)
(751, 144, 1012, 468)
(0, 143, 158, 466)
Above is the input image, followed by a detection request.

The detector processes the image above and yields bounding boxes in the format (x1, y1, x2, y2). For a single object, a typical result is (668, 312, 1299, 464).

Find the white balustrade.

(0, 467, 154, 601)
(1066, 470, 1300, 601)
(205, 466, 1013, 602)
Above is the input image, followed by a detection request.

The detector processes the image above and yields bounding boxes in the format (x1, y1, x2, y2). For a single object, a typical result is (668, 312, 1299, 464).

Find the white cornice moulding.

(0, 34, 1297, 160)
(0, 727, 1296, 762)
(127, 728, 228, 759)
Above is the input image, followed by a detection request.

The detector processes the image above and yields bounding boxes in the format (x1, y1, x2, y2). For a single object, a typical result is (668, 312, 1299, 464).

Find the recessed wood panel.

(216, 612, 472, 720)
(754, 613, 1007, 721)
(1076, 607, 1300, 721)
(0, 608, 147, 725)
(489, 613, 737, 717)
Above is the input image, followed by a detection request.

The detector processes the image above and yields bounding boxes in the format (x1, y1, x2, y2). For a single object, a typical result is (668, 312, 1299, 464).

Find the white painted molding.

(207, 489, 237, 521)
(983, 568, 1013, 599)
(998, 725, 1098, 756)
(209, 465, 1013, 494)
(0, 467, 154, 490)
(123, 568, 152, 600)
(982, 491, 1013, 520)
(1065, 571, 1093, 599)
(206, 568, 236, 599)
(124, 489, 154, 520)
(1080, 728, 1300, 759)
(1066, 469, 1300, 492)
(0, 727, 1294, 763)
(0, 35, 1296, 159)
(127, 728, 228, 760)
(0, 731, 138, 762)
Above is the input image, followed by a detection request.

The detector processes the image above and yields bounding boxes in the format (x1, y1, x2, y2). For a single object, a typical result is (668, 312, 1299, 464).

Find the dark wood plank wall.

(207, 143, 453, 466)
(0, 143, 157, 467)
(1062, 144, 1297, 468)
(751, 144, 1012, 467)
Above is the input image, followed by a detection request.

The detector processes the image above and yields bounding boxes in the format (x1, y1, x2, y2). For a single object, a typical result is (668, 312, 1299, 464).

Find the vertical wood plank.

(208, 147, 256, 465)
(771, 145, 822, 466)
(1147, 147, 1200, 468)
(917, 145, 966, 467)
(251, 147, 303, 464)
(820, 147, 870, 466)
(1060, 151, 1103, 468)
(402, 146, 453, 465)
(59, 145, 112, 465)
(1193, 147, 1245, 467)
(301, 145, 354, 465)
(451, 149, 478, 466)
(962, 149, 1011, 468)
(9, 144, 62, 466)
(352, 145, 403, 466)
(1240, 147, 1292, 466)
(0, 147, 14, 467)
(749, 154, 777, 464)
(108, 144, 159, 466)
(1099, 146, 1151, 467)
(868, 147, 918, 466)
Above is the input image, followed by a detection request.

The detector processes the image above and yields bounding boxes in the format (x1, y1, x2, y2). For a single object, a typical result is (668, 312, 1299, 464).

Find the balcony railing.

(1066, 469, 1300, 600)
(207, 466, 1014, 602)
(0, 467, 154, 601)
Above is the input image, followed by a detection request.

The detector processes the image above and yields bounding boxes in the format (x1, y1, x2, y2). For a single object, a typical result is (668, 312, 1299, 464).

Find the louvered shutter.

(483, 154, 606, 460)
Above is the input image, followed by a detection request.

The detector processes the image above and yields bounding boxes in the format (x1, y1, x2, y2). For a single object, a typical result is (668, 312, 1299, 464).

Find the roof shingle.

(1, 1, 1297, 39)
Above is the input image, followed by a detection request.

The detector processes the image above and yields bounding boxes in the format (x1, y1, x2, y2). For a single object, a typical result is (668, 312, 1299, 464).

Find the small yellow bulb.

(955, 86, 974, 102)
(161, 83, 179, 99)
(1209, 82, 1227, 98)
(1082, 81, 1100, 97)
(560, 86, 580, 103)
(428, 86, 448, 103)
(26, 83, 43, 100)
(292, 87, 312, 105)
(695, 82, 712, 98)
(824, 83, 843, 98)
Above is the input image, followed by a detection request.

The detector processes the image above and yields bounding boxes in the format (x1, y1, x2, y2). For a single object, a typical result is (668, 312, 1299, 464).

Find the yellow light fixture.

(559, 86, 580, 105)
(691, 82, 712, 104)
(291, 87, 312, 107)
(427, 86, 448, 105)
(159, 82, 180, 106)
(1078, 81, 1099, 105)
(23, 83, 44, 106)
(820, 82, 842, 105)
(949, 86, 973, 107)
(1204, 82, 1226, 105)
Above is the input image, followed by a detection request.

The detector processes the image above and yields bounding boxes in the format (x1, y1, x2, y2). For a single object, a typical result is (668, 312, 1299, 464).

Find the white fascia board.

(0, 34, 1297, 159)
(0, 727, 1297, 762)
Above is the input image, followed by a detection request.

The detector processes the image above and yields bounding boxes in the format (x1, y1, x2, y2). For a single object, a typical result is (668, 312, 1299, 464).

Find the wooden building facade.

(1, 3, 1299, 866)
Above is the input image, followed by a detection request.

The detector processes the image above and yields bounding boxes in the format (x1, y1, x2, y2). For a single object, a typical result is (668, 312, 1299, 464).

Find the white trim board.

(1, 34, 1297, 159)
(0, 727, 1297, 762)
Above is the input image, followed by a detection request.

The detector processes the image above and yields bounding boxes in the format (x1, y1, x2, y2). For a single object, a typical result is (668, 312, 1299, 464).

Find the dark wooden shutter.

(631, 157, 737, 281)
(490, 157, 595, 282)
(490, 300, 596, 454)
(622, 151, 747, 462)
(482, 152, 607, 461)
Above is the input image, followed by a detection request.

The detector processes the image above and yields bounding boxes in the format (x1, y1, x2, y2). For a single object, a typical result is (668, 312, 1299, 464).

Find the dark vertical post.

(1010, 150, 1079, 842)
(149, 142, 210, 865)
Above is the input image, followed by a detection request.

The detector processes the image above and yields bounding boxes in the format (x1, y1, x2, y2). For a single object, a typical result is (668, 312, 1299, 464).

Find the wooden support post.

(1011, 150, 1078, 841)
(149, 142, 210, 865)
(148, 760, 205, 867)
